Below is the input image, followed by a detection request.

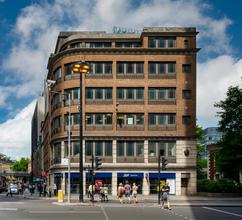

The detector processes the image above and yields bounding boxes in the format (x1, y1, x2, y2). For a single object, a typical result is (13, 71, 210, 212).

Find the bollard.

(58, 190, 63, 202)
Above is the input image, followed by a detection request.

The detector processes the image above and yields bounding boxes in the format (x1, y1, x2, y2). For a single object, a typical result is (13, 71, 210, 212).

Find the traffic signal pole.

(91, 155, 94, 203)
(158, 154, 161, 204)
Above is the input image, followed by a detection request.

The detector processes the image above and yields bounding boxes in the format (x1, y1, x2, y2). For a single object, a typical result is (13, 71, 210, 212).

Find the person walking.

(38, 184, 43, 197)
(6, 184, 12, 197)
(117, 183, 124, 204)
(124, 181, 131, 204)
(103, 184, 109, 201)
(89, 183, 95, 202)
(53, 183, 57, 196)
(161, 182, 171, 210)
(132, 183, 138, 204)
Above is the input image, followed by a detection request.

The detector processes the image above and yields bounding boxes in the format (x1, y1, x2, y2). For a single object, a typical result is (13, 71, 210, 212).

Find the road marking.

(29, 211, 101, 214)
(0, 208, 18, 211)
(203, 207, 242, 218)
(101, 206, 109, 220)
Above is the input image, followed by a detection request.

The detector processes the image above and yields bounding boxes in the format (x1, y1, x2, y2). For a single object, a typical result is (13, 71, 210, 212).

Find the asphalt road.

(1, 193, 242, 220)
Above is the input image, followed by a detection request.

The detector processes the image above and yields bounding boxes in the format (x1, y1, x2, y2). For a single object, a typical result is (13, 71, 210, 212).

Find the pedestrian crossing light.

(162, 158, 168, 171)
(95, 157, 102, 170)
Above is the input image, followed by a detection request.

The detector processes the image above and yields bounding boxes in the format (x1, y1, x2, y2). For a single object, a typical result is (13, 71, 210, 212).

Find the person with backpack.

(117, 183, 124, 204)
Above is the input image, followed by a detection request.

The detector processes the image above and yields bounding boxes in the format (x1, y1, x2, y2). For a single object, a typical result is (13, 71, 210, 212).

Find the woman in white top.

(132, 183, 138, 204)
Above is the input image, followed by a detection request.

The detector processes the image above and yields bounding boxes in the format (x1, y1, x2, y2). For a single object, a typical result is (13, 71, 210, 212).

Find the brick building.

(36, 27, 200, 196)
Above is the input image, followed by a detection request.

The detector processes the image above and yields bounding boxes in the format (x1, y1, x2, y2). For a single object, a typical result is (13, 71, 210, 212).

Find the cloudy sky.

(0, 0, 241, 160)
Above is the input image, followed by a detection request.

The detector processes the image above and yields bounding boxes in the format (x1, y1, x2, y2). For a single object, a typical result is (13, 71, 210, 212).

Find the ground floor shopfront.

(49, 170, 196, 196)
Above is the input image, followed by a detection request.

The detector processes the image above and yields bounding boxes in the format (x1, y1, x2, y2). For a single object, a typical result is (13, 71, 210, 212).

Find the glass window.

(117, 88, 124, 99)
(158, 88, 166, 99)
(158, 141, 166, 156)
(136, 142, 144, 156)
(105, 88, 112, 99)
(73, 114, 79, 125)
(65, 115, 70, 125)
(168, 114, 176, 124)
(168, 142, 176, 156)
(96, 63, 103, 73)
(54, 93, 61, 105)
(184, 40, 188, 45)
(124, 42, 132, 47)
(105, 63, 112, 73)
(126, 89, 134, 99)
(95, 114, 103, 124)
(73, 88, 80, 99)
(182, 90, 191, 99)
(148, 63, 156, 73)
(148, 88, 156, 99)
(158, 38, 166, 48)
(182, 64, 191, 73)
(105, 114, 112, 125)
(89, 62, 93, 74)
(54, 143, 61, 158)
(148, 142, 156, 156)
(136, 88, 144, 99)
(85, 114, 93, 124)
(127, 114, 134, 125)
(117, 114, 124, 125)
(73, 141, 79, 156)
(158, 63, 166, 74)
(136, 63, 144, 73)
(104, 42, 112, 47)
(54, 67, 61, 80)
(65, 143, 72, 157)
(117, 142, 124, 156)
(65, 89, 72, 100)
(85, 141, 93, 156)
(105, 142, 112, 156)
(149, 114, 156, 125)
(168, 38, 176, 48)
(116, 42, 123, 48)
(148, 37, 156, 48)
(182, 116, 191, 124)
(117, 62, 124, 73)
(95, 142, 103, 156)
(126, 142, 134, 156)
(95, 88, 103, 99)
(158, 114, 166, 125)
(133, 43, 141, 47)
(168, 88, 175, 99)
(168, 63, 175, 73)
(136, 114, 144, 125)
(95, 42, 102, 47)
(126, 63, 134, 73)
(86, 88, 93, 99)
(54, 116, 61, 128)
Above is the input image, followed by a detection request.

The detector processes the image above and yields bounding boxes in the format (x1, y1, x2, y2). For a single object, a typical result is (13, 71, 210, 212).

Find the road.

(1, 193, 242, 220)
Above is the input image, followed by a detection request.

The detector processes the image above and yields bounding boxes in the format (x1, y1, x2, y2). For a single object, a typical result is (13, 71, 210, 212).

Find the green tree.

(214, 86, 242, 181)
(12, 158, 29, 172)
(196, 124, 207, 180)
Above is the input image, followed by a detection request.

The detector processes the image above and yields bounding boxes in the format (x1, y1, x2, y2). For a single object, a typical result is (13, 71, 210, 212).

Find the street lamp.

(47, 80, 71, 203)
(70, 62, 90, 203)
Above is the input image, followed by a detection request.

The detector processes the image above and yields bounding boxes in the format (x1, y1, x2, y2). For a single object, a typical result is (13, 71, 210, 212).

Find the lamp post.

(47, 80, 71, 203)
(70, 62, 90, 203)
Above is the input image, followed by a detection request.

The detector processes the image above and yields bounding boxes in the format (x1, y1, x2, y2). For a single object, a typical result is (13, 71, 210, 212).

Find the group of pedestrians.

(88, 182, 109, 202)
(38, 183, 52, 197)
(117, 181, 138, 204)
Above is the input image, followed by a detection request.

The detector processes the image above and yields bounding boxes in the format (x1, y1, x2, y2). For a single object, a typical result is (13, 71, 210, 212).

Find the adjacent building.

(33, 27, 200, 195)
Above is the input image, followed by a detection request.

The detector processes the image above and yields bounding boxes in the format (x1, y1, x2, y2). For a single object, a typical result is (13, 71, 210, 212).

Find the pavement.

(20, 189, 242, 207)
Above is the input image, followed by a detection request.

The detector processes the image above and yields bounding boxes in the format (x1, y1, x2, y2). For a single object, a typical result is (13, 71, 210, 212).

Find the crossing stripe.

(203, 207, 242, 218)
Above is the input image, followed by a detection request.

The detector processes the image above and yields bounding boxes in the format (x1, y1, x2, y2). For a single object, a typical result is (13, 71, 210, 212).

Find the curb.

(52, 202, 93, 206)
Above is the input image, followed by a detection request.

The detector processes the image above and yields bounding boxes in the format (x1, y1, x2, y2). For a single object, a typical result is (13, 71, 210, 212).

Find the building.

(35, 27, 200, 196)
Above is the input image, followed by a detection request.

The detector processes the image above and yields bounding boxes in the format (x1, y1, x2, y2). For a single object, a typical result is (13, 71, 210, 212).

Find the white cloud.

(197, 55, 242, 127)
(0, 100, 36, 159)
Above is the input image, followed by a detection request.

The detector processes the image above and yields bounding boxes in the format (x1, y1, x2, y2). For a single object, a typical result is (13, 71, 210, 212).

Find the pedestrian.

(6, 184, 12, 197)
(53, 183, 57, 196)
(46, 184, 51, 197)
(103, 184, 109, 201)
(124, 181, 131, 204)
(89, 183, 95, 202)
(28, 184, 32, 195)
(38, 184, 43, 197)
(117, 183, 124, 204)
(32, 184, 35, 194)
(43, 184, 47, 197)
(132, 183, 138, 204)
(99, 183, 104, 202)
(161, 182, 171, 210)
(21, 183, 25, 196)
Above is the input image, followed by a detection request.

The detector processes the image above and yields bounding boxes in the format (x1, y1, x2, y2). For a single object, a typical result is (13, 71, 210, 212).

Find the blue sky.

(0, 0, 241, 160)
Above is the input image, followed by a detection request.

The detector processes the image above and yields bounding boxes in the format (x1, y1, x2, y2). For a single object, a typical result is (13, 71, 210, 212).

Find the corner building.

(45, 27, 200, 196)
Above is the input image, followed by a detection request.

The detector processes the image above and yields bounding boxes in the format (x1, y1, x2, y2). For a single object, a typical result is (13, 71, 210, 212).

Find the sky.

(0, 0, 241, 161)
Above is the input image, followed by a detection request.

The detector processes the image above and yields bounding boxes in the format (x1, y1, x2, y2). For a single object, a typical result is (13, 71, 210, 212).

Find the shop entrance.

(149, 178, 166, 194)
(117, 178, 143, 194)
(181, 178, 188, 195)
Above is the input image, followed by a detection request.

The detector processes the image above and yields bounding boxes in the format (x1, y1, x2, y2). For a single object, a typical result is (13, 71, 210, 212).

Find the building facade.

(37, 27, 199, 196)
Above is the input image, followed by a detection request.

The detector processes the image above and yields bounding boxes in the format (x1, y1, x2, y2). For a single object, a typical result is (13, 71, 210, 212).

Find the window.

(85, 114, 93, 124)
(117, 142, 124, 156)
(117, 88, 144, 104)
(54, 143, 61, 158)
(85, 141, 112, 157)
(54, 116, 61, 129)
(65, 88, 80, 100)
(86, 141, 93, 156)
(148, 88, 176, 104)
(85, 114, 113, 126)
(126, 142, 134, 156)
(115, 42, 141, 48)
(95, 142, 103, 156)
(182, 64, 191, 73)
(184, 40, 188, 45)
(182, 116, 191, 125)
(54, 67, 61, 81)
(85, 88, 113, 104)
(54, 93, 61, 105)
(148, 62, 176, 76)
(117, 141, 144, 158)
(182, 90, 191, 99)
(70, 42, 82, 48)
(117, 114, 144, 126)
(117, 62, 144, 77)
(148, 37, 176, 48)
(86, 62, 112, 74)
(65, 114, 80, 125)
(105, 142, 112, 156)
(148, 141, 176, 157)
(64, 141, 80, 157)
(85, 42, 112, 48)
(148, 113, 176, 128)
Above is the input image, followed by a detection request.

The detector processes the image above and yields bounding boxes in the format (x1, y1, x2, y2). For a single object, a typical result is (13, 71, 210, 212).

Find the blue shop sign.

(149, 173, 175, 178)
(54, 173, 63, 178)
(118, 173, 144, 178)
(65, 173, 112, 178)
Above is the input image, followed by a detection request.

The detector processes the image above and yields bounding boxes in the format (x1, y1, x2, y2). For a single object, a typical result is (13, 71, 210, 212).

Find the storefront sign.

(149, 173, 175, 178)
(55, 173, 63, 178)
(84, 173, 112, 178)
(41, 172, 47, 177)
(118, 173, 144, 178)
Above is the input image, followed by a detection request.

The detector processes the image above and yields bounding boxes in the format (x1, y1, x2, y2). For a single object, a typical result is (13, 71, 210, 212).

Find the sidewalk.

(23, 190, 242, 207)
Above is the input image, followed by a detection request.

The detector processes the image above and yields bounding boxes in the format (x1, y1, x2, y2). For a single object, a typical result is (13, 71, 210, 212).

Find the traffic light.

(162, 157, 168, 171)
(95, 157, 102, 170)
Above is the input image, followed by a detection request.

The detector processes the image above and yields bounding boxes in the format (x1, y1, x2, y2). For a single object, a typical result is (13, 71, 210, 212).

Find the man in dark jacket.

(38, 184, 43, 197)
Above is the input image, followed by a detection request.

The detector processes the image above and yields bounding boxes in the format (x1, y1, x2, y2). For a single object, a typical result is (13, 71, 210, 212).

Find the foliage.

(12, 158, 29, 172)
(201, 159, 207, 168)
(214, 86, 242, 181)
(197, 179, 242, 193)
(196, 124, 207, 180)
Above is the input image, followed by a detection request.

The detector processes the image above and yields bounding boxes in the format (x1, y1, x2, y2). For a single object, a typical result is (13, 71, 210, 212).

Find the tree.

(12, 158, 29, 172)
(214, 86, 242, 181)
(196, 124, 207, 180)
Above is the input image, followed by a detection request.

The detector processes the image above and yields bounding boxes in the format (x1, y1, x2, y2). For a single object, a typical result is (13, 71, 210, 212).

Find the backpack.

(119, 187, 124, 194)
